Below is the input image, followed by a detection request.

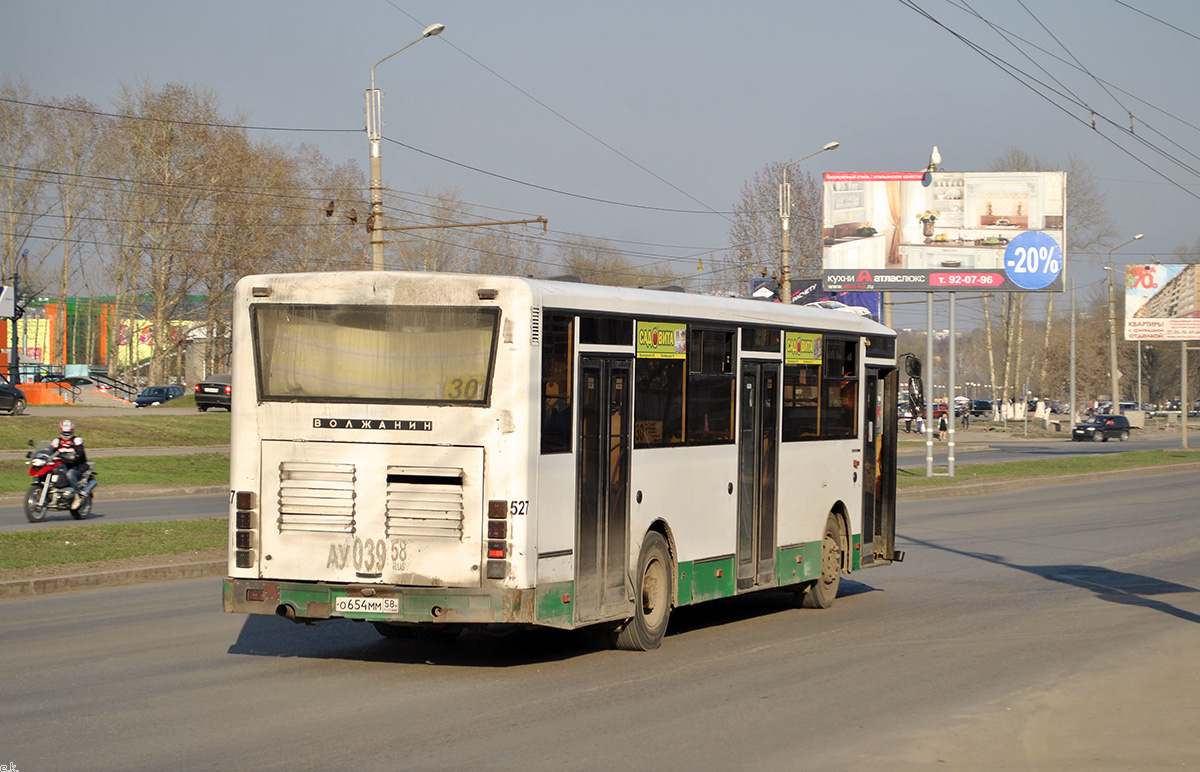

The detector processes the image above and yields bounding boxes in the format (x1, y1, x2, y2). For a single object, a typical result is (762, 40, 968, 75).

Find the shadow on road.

(900, 533, 1200, 624)
(226, 580, 882, 665)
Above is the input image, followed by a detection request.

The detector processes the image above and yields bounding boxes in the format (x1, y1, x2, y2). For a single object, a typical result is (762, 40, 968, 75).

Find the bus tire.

(802, 514, 844, 609)
(615, 532, 672, 651)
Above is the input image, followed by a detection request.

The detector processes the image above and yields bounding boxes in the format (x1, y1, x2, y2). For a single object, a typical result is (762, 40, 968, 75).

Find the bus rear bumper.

(223, 577, 554, 627)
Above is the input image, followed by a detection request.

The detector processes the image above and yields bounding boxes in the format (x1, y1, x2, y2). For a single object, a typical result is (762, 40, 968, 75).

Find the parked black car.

(133, 385, 185, 407)
(969, 399, 993, 417)
(1071, 414, 1132, 442)
(194, 374, 232, 412)
(0, 373, 26, 415)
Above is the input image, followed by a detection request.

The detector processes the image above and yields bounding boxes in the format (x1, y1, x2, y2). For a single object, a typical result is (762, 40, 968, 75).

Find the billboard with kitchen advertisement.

(821, 171, 1067, 293)
(1125, 263, 1200, 341)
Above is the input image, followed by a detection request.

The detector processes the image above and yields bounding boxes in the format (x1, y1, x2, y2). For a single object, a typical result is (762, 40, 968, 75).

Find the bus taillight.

(235, 490, 258, 569)
(486, 500, 508, 579)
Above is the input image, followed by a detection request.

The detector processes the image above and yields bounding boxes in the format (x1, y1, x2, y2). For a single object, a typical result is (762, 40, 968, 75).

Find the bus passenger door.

(575, 357, 632, 623)
(737, 361, 780, 590)
(860, 368, 898, 565)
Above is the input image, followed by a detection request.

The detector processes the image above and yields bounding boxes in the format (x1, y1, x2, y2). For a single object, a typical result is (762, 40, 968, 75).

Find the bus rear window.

(252, 304, 499, 404)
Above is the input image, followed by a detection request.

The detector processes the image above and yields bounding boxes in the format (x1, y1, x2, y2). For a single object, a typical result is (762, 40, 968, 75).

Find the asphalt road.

(1, 470, 1196, 771)
(0, 491, 228, 532)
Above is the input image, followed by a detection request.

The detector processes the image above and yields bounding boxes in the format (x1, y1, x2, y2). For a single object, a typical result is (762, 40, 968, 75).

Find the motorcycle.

(24, 440, 98, 523)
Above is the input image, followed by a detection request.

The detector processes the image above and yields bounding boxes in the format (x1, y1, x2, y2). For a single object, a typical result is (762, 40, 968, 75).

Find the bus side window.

(821, 338, 858, 439)
(782, 364, 821, 441)
(686, 329, 735, 444)
(541, 314, 573, 454)
(634, 359, 685, 448)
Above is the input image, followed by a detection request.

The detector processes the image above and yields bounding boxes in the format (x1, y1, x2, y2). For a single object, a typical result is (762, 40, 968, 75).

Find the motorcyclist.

(50, 419, 89, 509)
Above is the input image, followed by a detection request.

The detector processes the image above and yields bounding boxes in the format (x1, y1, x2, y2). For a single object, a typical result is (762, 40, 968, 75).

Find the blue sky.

(3, 0, 1198, 328)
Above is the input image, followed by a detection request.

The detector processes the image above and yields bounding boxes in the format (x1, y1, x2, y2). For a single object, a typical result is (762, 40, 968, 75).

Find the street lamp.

(1107, 233, 1143, 413)
(779, 141, 838, 302)
(366, 22, 445, 271)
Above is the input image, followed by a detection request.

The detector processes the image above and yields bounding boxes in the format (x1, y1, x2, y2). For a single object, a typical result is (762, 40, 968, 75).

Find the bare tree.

(386, 186, 479, 273)
(986, 148, 1117, 401)
(0, 78, 51, 284)
(96, 80, 246, 383)
(39, 95, 105, 364)
(468, 224, 544, 277)
(284, 147, 365, 273)
(557, 234, 672, 287)
(717, 163, 820, 297)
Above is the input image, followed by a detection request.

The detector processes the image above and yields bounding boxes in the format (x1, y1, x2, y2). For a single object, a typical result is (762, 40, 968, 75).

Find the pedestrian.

(903, 406, 912, 433)
(961, 408, 969, 431)
(938, 413, 948, 441)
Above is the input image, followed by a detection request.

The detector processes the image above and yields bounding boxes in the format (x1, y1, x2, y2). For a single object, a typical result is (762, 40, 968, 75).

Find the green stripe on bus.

(777, 542, 822, 587)
(677, 562, 693, 605)
(683, 556, 736, 604)
(852, 533, 862, 571)
(536, 580, 574, 625)
(279, 584, 335, 618)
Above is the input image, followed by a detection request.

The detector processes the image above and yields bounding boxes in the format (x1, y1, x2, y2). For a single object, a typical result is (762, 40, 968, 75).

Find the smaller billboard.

(821, 171, 1066, 293)
(784, 332, 822, 365)
(1125, 263, 1200, 341)
(636, 321, 687, 359)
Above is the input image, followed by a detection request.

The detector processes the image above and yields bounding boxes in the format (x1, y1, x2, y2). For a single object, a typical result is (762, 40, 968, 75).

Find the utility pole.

(778, 141, 838, 302)
(1107, 234, 1144, 412)
(6, 249, 26, 384)
(366, 23, 445, 272)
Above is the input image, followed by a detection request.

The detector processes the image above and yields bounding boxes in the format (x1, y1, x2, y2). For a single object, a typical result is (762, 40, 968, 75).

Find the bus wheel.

(802, 515, 844, 609)
(616, 532, 672, 651)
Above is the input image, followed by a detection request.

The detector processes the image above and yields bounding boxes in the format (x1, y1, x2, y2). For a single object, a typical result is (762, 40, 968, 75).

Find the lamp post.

(1107, 233, 1143, 413)
(366, 22, 445, 271)
(779, 141, 838, 302)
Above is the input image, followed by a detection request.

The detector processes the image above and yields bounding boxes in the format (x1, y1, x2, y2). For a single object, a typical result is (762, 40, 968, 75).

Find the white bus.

(223, 272, 909, 649)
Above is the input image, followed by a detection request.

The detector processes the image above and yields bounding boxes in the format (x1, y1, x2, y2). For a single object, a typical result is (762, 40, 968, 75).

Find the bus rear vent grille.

(385, 467, 464, 539)
(530, 307, 541, 346)
(277, 461, 356, 533)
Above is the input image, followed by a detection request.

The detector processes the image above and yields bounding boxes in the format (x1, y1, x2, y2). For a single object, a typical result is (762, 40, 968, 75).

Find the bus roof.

(237, 271, 895, 338)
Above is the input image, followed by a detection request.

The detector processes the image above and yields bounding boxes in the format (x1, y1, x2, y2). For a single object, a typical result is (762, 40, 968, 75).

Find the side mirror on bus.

(902, 354, 925, 414)
(903, 353, 921, 379)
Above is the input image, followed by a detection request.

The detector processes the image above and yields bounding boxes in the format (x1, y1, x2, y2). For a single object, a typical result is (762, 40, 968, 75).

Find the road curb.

(0, 560, 225, 600)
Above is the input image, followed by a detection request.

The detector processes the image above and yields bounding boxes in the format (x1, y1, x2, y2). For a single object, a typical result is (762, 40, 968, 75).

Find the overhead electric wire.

(1112, 0, 1200, 43)
(942, 0, 1200, 143)
(0, 96, 359, 135)
(1013, 0, 1134, 120)
(382, 2, 733, 226)
(3, 97, 740, 221)
(898, 0, 1200, 202)
(381, 136, 733, 216)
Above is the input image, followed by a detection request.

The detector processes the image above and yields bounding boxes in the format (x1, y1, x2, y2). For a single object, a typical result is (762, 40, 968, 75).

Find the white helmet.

(59, 419, 76, 438)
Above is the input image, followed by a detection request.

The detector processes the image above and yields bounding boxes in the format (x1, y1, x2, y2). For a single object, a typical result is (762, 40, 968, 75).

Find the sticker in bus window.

(444, 377, 483, 400)
(637, 321, 687, 359)
(785, 332, 822, 365)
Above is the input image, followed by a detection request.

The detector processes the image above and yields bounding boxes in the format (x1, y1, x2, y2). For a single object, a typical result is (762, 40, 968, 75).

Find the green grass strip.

(898, 448, 1200, 489)
(0, 518, 226, 570)
(0, 453, 230, 494)
(0, 413, 230, 450)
